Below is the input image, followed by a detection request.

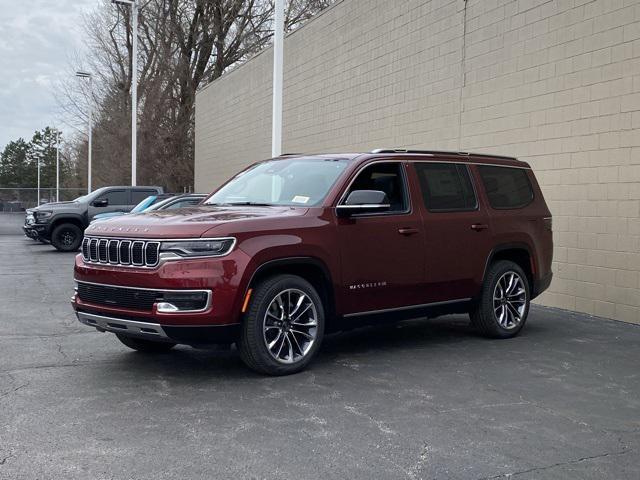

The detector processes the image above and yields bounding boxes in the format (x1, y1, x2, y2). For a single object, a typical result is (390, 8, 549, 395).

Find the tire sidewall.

(482, 260, 531, 337)
(52, 224, 82, 252)
(241, 275, 325, 375)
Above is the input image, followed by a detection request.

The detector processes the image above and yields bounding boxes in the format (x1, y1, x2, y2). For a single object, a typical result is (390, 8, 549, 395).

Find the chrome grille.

(81, 237, 160, 268)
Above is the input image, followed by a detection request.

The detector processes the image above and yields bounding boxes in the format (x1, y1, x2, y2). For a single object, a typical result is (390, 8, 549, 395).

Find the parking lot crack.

(56, 343, 68, 361)
(0, 382, 28, 400)
(479, 449, 631, 479)
(344, 404, 396, 435)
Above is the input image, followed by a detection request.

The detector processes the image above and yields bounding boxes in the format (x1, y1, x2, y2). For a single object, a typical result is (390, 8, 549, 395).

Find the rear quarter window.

(478, 166, 533, 209)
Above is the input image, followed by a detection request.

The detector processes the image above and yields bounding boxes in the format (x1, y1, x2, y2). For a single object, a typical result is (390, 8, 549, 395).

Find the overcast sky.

(0, 0, 96, 150)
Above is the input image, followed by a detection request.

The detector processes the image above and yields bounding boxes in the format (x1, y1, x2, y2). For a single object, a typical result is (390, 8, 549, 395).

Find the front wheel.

(238, 275, 325, 376)
(470, 260, 530, 338)
(51, 223, 82, 252)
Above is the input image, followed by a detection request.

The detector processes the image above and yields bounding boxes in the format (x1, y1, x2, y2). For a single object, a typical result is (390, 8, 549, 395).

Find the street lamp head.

(112, 0, 135, 5)
(75, 71, 92, 78)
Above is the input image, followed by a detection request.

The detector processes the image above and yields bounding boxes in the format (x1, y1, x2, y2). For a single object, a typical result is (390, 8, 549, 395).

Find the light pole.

(76, 71, 93, 193)
(37, 150, 41, 205)
(112, 0, 138, 186)
(272, 0, 284, 157)
(31, 143, 45, 206)
(56, 130, 60, 202)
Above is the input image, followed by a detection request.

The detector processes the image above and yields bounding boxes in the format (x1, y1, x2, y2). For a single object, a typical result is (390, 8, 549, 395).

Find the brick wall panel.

(195, 0, 640, 324)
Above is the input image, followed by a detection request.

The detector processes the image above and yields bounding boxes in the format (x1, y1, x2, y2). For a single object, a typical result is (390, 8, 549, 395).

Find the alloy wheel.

(493, 271, 527, 330)
(61, 231, 75, 247)
(263, 288, 318, 364)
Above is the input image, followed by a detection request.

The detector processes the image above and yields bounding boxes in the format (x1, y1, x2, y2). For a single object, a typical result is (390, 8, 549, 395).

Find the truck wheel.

(116, 334, 176, 353)
(51, 223, 82, 252)
(470, 260, 530, 338)
(238, 274, 325, 376)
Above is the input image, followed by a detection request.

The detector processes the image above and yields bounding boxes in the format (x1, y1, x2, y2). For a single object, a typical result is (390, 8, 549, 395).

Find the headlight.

(159, 238, 235, 257)
(35, 211, 52, 222)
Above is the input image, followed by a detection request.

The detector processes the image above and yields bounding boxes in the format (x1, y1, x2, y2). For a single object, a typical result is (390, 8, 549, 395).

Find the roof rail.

(370, 148, 517, 161)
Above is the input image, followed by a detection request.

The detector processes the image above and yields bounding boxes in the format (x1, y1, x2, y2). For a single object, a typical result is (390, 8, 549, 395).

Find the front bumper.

(73, 248, 252, 342)
(75, 310, 239, 345)
(23, 223, 50, 240)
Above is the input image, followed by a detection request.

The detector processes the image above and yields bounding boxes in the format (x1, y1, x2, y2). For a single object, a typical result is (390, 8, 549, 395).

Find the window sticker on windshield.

(292, 195, 310, 204)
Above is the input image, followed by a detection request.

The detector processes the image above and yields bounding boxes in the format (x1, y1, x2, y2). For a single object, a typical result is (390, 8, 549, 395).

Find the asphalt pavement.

(0, 212, 638, 479)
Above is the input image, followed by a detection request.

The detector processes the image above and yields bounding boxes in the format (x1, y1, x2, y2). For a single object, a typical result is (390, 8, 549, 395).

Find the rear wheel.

(116, 334, 176, 353)
(470, 260, 530, 338)
(51, 223, 82, 252)
(238, 275, 325, 375)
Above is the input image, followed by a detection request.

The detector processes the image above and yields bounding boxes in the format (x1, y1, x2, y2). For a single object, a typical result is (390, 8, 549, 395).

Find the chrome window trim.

(75, 280, 212, 313)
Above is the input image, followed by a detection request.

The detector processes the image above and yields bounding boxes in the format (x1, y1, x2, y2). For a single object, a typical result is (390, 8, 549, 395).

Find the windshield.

(146, 196, 178, 211)
(131, 196, 156, 213)
(205, 157, 349, 207)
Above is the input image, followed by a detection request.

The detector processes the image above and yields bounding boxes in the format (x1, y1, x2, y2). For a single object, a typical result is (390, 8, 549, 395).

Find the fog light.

(156, 302, 179, 313)
(156, 291, 210, 313)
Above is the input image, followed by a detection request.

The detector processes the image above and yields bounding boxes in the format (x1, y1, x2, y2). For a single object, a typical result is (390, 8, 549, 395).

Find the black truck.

(24, 186, 163, 251)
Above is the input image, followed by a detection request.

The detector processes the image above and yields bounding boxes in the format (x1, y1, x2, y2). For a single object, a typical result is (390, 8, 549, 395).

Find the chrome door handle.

(471, 224, 489, 231)
(398, 227, 419, 235)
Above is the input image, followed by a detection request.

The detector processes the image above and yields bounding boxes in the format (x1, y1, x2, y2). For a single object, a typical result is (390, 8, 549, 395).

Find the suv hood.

(84, 205, 309, 238)
(32, 201, 78, 211)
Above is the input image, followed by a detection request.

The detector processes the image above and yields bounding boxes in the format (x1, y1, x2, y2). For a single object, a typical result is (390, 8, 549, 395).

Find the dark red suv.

(73, 150, 553, 375)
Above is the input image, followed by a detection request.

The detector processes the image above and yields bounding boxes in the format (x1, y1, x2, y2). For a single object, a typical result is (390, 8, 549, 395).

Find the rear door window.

(98, 189, 129, 206)
(478, 166, 533, 209)
(415, 163, 477, 212)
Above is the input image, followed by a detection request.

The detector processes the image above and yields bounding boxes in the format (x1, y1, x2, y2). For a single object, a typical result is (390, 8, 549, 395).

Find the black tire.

(116, 334, 176, 353)
(51, 223, 83, 252)
(470, 260, 530, 338)
(238, 274, 325, 376)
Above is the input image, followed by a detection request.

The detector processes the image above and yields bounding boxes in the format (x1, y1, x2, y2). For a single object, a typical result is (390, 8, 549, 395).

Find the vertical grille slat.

(131, 241, 144, 266)
(89, 239, 99, 261)
(108, 240, 119, 264)
(98, 239, 109, 263)
(81, 238, 90, 260)
(82, 237, 160, 268)
(119, 240, 131, 264)
(145, 242, 160, 266)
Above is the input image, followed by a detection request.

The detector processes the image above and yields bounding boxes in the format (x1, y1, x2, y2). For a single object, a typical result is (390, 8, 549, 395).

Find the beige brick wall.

(195, 0, 640, 324)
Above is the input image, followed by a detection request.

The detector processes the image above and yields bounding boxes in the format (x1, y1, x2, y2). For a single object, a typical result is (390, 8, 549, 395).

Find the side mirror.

(336, 190, 390, 217)
(93, 198, 109, 208)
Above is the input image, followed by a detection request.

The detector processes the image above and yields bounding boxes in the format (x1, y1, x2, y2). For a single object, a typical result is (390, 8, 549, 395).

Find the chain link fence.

(0, 188, 87, 211)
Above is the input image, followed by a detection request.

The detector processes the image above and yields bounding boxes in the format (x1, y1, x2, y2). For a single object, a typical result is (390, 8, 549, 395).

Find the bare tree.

(58, 0, 334, 192)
